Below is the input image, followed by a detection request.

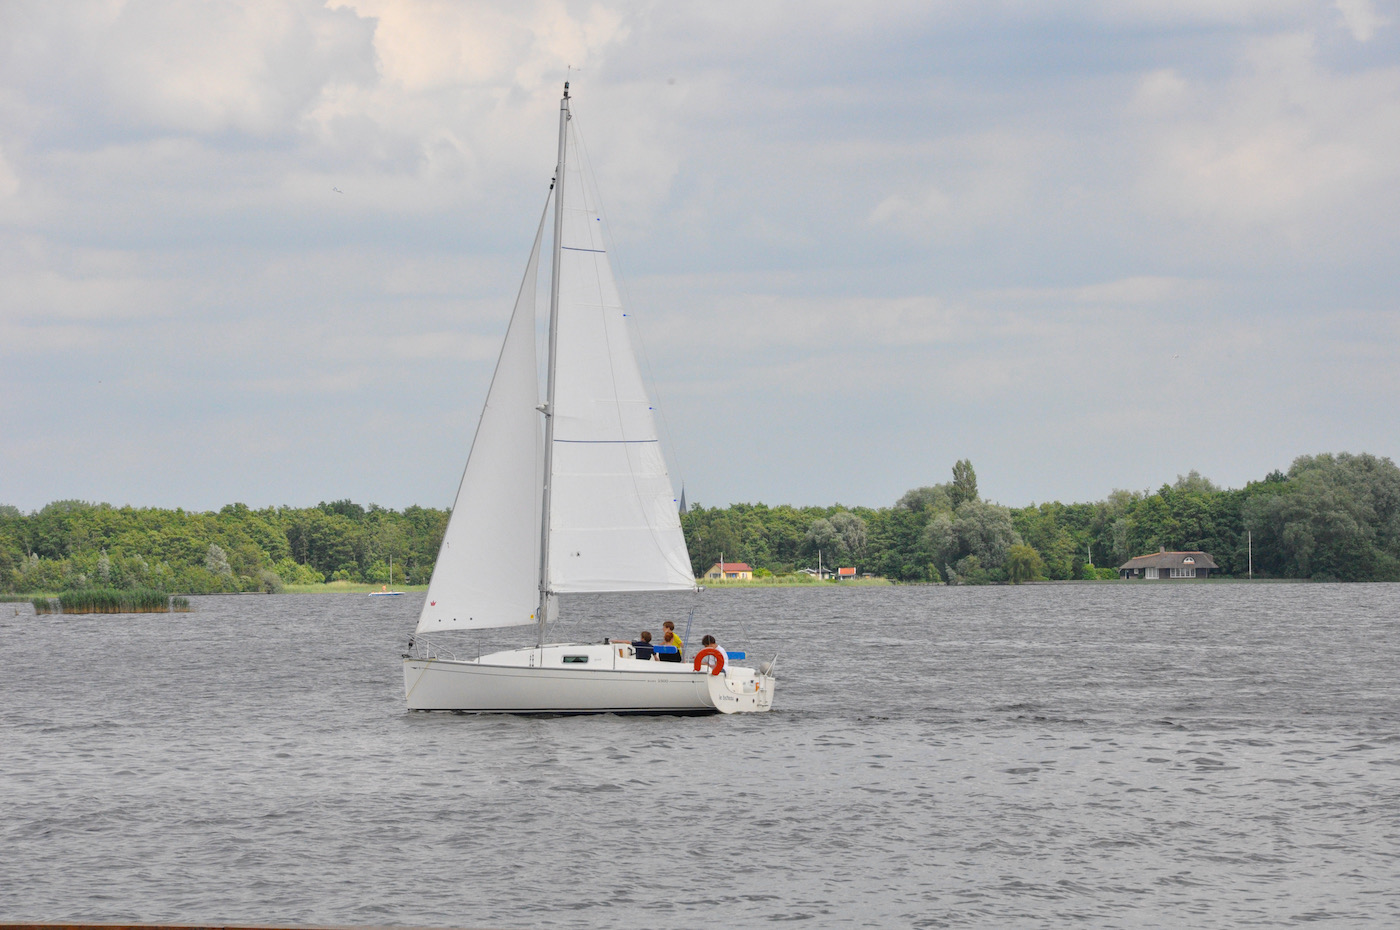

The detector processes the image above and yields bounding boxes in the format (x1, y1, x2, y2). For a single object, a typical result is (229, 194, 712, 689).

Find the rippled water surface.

(3, 584, 1399, 928)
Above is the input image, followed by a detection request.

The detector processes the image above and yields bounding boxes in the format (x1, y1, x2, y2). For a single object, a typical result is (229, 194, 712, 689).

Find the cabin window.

(562, 655, 589, 664)
(1170, 567, 1196, 578)
(1183, 556, 1195, 564)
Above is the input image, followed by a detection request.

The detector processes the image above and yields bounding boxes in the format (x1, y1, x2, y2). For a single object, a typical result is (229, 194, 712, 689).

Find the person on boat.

(610, 630, 656, 660)
(695, 633, 727, 672)
(657, 622, 683, 662)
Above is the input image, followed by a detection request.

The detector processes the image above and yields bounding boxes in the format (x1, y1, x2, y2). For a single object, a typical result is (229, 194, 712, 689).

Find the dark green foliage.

(1005, 545, 1046, 584)
(0, 502, 449, 595)
(950, 459, 979, 509)
(320, 499, 366, 521)
(1240, 453, 1400, 581)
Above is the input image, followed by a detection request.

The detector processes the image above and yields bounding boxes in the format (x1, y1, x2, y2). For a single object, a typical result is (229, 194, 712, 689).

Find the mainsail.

(546, 118, 695, 593)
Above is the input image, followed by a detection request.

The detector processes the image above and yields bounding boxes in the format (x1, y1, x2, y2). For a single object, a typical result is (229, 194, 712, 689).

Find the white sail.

(546, 120, 695, 593)
(416, 200, 548, 633)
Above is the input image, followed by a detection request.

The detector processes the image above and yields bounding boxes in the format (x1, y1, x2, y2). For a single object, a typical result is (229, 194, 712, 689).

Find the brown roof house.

(704, 561, 753, 581)
(1119, 548, 1218, 580)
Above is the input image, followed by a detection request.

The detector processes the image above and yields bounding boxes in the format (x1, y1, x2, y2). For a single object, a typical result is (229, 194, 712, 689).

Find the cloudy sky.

(2, 0, 1397, 513)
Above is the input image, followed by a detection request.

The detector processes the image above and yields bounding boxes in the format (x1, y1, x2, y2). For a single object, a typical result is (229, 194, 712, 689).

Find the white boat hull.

(403, 643, 775, 714)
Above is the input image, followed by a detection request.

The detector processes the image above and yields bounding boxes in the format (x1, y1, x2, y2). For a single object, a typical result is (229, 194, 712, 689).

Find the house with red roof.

(704, 560, 753, 581)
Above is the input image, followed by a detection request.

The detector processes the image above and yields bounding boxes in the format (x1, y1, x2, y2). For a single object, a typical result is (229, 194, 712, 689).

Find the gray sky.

(2, 0, 1397, 513)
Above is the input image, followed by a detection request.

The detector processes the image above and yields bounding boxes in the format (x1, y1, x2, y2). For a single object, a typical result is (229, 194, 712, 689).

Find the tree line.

(3, 451, 1397, 594)
(0, 500, 448, 594)
(680, 452, 1400, 583)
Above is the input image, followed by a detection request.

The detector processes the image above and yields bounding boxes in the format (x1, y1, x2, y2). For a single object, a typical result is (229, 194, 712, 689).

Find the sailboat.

(368, 554, 403, 596)
(402, 83, 775, 714)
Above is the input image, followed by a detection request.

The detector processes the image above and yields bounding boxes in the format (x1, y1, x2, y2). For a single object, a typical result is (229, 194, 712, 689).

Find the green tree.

(828, 511, 868, 563)
(921, 512, 956, 572)
(205, 543, 233, 578)
(896, 485, 952, 514)
(953, 500, 1021, 570)
(1005, 544, 1046, 583)
(1173, 470, 1221, 494)
(1242, 453, 1400, 580)
(950, 459, 979, 509)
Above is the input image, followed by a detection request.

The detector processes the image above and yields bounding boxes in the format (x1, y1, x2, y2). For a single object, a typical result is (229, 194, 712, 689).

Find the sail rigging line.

(567, 106, 693, 562)
(680, 606, 696, 662)
(735, 606, 757, 657)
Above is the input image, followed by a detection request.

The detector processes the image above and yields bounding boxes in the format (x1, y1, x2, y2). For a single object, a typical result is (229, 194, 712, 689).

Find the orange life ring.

(693, 647, 725, 675)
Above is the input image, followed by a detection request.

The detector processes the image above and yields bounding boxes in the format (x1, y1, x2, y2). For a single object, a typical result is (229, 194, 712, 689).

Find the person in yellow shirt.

(657, 621, 683, 662)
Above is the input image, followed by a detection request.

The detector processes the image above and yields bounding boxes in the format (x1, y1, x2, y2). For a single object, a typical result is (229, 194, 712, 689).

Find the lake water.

(2, 583, 1399, 928)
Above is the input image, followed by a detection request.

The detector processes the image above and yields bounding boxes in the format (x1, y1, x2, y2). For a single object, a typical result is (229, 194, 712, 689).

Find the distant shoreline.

(699, 576, 892, 587)
(284, 581, 429, 594)
(3, 577, 1342, 608)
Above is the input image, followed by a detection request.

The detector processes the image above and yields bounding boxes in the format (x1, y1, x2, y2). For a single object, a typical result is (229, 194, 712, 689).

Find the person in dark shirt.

(610, 630, 655, 660)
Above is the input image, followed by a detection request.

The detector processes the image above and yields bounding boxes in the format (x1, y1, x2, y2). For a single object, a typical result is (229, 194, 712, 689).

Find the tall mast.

(536, 81, 570, 645)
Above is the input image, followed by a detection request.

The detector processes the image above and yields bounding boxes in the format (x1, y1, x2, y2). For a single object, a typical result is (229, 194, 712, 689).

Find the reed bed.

(33, 597, 57, 614)
(55, 588, 176, 614)
(0, 594, 37, 602)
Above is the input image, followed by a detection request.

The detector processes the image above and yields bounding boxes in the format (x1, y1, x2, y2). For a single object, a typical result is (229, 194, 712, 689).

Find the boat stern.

(706, 666, 776, 714)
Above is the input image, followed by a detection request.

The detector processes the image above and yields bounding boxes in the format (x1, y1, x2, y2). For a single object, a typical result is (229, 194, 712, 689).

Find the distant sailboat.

(369, 554, 404, 597)
(401, 83, 775, 714)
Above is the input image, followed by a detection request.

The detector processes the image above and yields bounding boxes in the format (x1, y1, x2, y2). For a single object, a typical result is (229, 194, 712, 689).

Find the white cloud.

(1081, 0, 1315, 27)
(1, 268, 169, 324)
(868, 187, 953, 232)
(1130, 69, 1191, 115)
(1129, 31, 1400, 255)
(1334, 0, 1390, 41)
(1, 1, 378, 138)
(340, 0, 628, 92)
(862, 132, 1046, 242)
(985, 276, 1215, 306)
